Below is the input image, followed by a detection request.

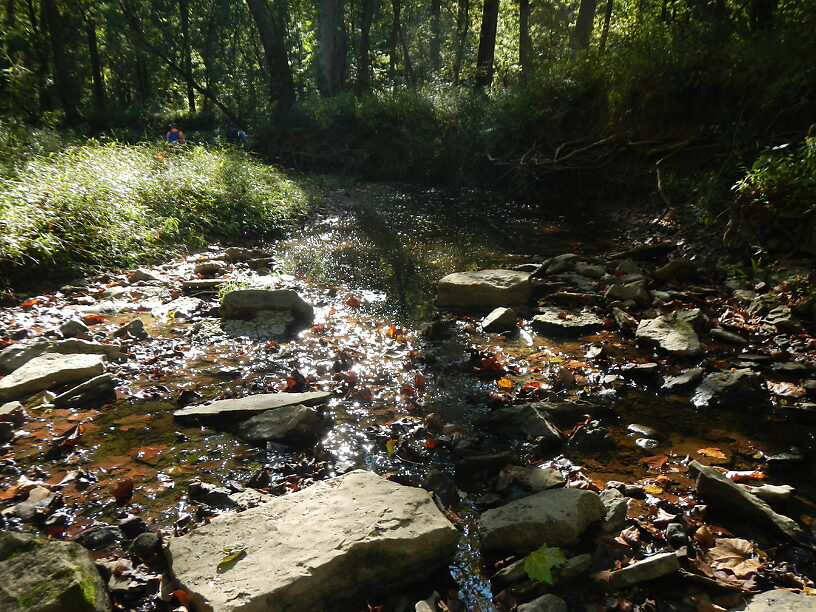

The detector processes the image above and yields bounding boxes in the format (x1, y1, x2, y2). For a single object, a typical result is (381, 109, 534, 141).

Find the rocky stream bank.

(0, 195, 815, 611)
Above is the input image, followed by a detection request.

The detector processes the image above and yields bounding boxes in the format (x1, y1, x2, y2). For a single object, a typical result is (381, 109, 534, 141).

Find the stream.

(1, 184, 815, 611)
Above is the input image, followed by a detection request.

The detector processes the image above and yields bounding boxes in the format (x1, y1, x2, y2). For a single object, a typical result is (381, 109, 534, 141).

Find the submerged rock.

(168, 471, 459, 612)
(479, 488, 605, 552)
(480, 404, 562, 447)
(0, 530, 111, 611)
(174, 391, 331, 421)
(437, 270, 531, 309)
(710, 327, 748, 346)
(0, 353, 105, 402)
(636, 315, 702, 357)
(662, 368, 704, 392)
(692, 369, 769, 409)
(604, 281, 650, 307)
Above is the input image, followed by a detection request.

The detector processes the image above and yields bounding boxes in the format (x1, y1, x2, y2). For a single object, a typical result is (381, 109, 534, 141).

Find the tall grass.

(0, 139, 312, 287)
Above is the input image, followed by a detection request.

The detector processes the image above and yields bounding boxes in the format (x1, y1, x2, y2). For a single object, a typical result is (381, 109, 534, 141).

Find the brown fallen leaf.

(703, 538, 762, 579)
(697, 447, 727, 460)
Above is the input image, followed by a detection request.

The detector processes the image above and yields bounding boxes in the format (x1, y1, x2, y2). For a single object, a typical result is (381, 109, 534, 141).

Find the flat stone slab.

(237, 404, 325, 444)
(0, 353, 105, 402)
(744, 589, 816, 611)
(532, 308, 604, 337)
(437, 270, 531, 309)
(0, 531, 111, 611)
(636, 315, 702, 357)
(482, 307, 518, 333)
(168, 470, 459, 612)
(220, 289, 313, 323)
(607, 552, 680, 588)
(174, 391, 331, 420)
(479, 487, 605, 552)
(692, 369, 769, 409)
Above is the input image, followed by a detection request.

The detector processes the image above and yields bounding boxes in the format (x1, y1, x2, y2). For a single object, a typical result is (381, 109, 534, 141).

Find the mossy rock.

(0, 531, 111, 612)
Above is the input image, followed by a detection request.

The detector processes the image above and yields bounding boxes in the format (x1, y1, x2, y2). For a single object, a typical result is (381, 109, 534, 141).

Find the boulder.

(636, 315, 702, 357)
(479, 488, 605, 552)
(499, 466, 565, 492)
(59, 319, 90, 339)
(744, 589, 816, 611)
(167, 471, 459, 612)
(518, 594, 568, 612)
(689, 461, 809, 545)
(482, 307, 518, 333)
(237, 404, 325, 444)
(112, 318, 149, 340)
(674, 309, 708, 334)
(0, 531, 111, 611)
(220, 289, 314, 324)
(0, 353, 105, 402)
(598, 489, 628, 533)
(532, 309, 604, 337)
(765, 305, 802, 333)
(174, 391, 331, 421)
(604, 282, 650, 307)
(652, 258, 697, 282)
(574, 263, 605, 279)
(480, 404, 562, 447)
(692, 369, 769, 409)
(437, 270, 531, 309)
(606, 552, 680, 588)
(544, 254, 578, 275)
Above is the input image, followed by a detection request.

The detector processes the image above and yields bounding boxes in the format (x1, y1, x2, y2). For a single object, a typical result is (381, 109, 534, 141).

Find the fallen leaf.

(496, 377, 514, 389)
(112, 479, 134, 504)
(703, 538, 761, 579)
(346, 296, 361, 308)
(217, 547, 246, 573)
(644, 484, 664, 495)
(385, 439, 397, 454)
(697, 447, 727, 460)
(524, 545, 567, 584)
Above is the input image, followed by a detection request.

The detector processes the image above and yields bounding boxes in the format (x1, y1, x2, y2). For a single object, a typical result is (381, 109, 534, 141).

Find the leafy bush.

(0, 141, 312, 287)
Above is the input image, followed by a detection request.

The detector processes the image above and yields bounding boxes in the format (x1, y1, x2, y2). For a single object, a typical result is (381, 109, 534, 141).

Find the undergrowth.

(0, 139, 312, 288)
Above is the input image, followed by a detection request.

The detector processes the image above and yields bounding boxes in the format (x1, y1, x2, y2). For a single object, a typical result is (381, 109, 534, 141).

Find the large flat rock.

(636, 315, 702, 357)
(532, 308, 604, 337)
(744, 589, 816, 611)
(220, 289, 314, 324)
(174, 391, 331, 420)
(168, 470, 460, 611)
(0, 353, 105, 402)
(479, 488, 605, 552)
(438, 270, 531, 309)
(0, 531, 111, 611)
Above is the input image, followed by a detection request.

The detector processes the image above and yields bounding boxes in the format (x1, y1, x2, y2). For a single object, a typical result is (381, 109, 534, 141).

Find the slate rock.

(744, 589, 816, 611)
(59, 319, 90, 339)
(710, 328, 748, 346)
(52, 374, 118, 409)
(605, 282, 650, 307)
(692, 369, 769, 409)
(168, 470, 459, 612)
(674, 308, 708, 334)
(0, 531, 111, 611)
(662, 368, 704, 392)
(574, 263, 605, 279)
(544, 254, 578, 275)
(174, 391, 331, 421)
(479, 488, 605, 552)
(220, 289, 314, 325)
(765, 305, 802, 333)
(482, 307, 518, 333)
(237, 404, 325, 444)
(517, 594, 568, 612)
(223, 247, 267, 262)
(74, 525, 123, 551)
(689, 460, 809, 545)
(0, 353, 105, 402)
(598, 489, 628, 533)
(499, 466, 565, 492)
(437, 270, 532, 309)
(636, 315, 702, 357)
(532, 308, 604, 337)
(480, 404, 562, 447)
(607, 552, 680, 588)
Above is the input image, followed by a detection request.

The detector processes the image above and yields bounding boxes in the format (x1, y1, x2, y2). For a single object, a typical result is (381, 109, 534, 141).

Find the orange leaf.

(173, 590, 192, 607)
(423, 439, 440, 449)
(698, 447, 727, 460)
(346, 296, 361, 308)
(20, 298, 41, 307)
(82, 314, 106, 325)
(644, 484, 664, 495)
(640, 455, 668, 470)
(112, 479, 134, 504)
(497, 377, 514, 389)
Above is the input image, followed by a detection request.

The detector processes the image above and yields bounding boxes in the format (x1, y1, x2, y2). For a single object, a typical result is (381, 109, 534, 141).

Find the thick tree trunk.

(475, 0, 499, 88)
(518, 0, 531, 81)
(572, 0, 597, 50)
(86, 16, 106, 111)
(245, 0, 294, 108)
(27, 0, 51, 110)
(452, 0, 469, 84)
(356, 0, 374, 93)
(179, 0, 196, 112)
(42, 0, 80, 123)
(429, 0, 441, 75)
(318, 0, 346, 96)
(599, 0, 612, 52)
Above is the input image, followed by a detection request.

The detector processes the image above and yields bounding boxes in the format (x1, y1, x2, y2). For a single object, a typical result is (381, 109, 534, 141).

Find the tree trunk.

(599, 0, 612, 52)
(475, 0, 499, 88)
(179, 0, 196, 112)
(518, 0, 531, 82)
(356, 0, 374, 93)
(389, 0, 399, 82)
(42, 0, 80, 123)
(751, 0, 777, 30)
(318, 0, 346, 96)
(429, 0, 441, 75)
(572, 0, 597, 51)
(453, 0, 469, 84)
(397, 2, 415, 85)
(245, 0, 294, 108)
(86, 15, 106, 111)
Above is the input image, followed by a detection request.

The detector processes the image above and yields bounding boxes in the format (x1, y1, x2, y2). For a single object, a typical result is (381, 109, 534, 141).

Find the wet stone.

(605, 281, 650, 307)
(652, 258, 697, 282)
(480, 404, 562, 447)
(59, 318, 90, 339)
(744, 589, 816, 611)
(765, 305, 802, 333)
(112, 318, 149, 340)
(482, 307, 518, 333)
(499, 465, 565, 492)
(606, 552, 680, 588)
(692, 369, 769, 410)
(598, 489, 627, 533)
(626, 423, 660, 438)
(710, 327, 748, 346)
(636, 315, 702, 357)
(574, 263, 605, 279)
(635, 438, 660, 450)
(174, 391, 331, 421)
(518, 594, 568, 612)
(437, 269, 532, 309)
(74, 525, 123, 551)
(129, 532, 161, 562)
(531, 308, 604, 337)
(621, 363, 660, 381)
(0, 353, 105, 402)
(237, 404, 325, 445)
(544, 253, 579, 275)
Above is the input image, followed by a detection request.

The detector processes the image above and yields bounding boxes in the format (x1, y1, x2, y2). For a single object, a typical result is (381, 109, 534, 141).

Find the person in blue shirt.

(166, 124, 185, 145)
(226, 126, 248, 150)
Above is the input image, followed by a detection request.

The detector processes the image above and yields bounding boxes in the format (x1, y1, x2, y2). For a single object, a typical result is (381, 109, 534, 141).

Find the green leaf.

(217, 547, 247, 573)
(524, 545, 567, 584)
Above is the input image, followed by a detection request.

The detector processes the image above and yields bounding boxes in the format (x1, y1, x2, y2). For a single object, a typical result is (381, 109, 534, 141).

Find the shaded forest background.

(0, 0, 815, 243)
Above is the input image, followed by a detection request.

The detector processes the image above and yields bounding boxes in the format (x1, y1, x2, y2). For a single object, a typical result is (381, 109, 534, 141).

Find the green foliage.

(524, 545, 567, 584)
(0, 134, 312, 287)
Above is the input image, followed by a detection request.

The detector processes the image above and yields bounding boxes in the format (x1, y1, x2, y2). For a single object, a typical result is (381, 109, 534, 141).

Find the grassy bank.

(0, 136, 312, 289)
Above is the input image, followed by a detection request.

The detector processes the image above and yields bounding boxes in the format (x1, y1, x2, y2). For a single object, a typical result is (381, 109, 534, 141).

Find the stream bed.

(1, 184, 815, 611)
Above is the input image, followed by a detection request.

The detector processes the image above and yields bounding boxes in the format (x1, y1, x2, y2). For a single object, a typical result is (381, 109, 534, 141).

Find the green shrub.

(0, 141, 312, 287)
